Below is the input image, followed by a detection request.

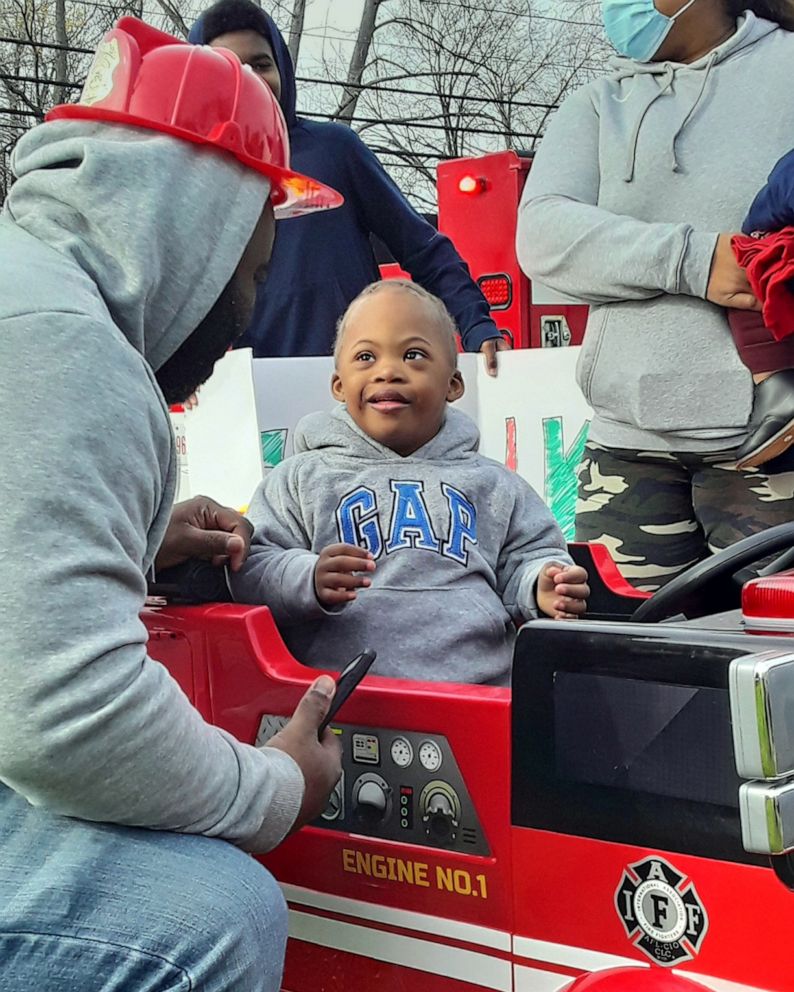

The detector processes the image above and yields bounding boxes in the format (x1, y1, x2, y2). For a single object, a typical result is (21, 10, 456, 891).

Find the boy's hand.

(265, 676, 342, 831)
(315, 543, 375, 607)
(536, 562, 589, 620)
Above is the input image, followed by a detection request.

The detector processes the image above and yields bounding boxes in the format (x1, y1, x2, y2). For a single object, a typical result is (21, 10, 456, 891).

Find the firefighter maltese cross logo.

(615, 857, 708, 966)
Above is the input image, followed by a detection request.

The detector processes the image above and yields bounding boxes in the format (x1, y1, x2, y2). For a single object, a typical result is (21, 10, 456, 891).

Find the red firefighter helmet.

(46, 17, 343, 219)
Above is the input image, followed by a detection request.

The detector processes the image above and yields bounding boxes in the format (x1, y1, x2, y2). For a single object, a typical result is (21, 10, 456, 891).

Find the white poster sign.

(170, 348, 262, 511)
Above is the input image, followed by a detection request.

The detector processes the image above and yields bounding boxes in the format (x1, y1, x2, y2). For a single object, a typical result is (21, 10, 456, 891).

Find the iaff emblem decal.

(615, 857, 708, 966)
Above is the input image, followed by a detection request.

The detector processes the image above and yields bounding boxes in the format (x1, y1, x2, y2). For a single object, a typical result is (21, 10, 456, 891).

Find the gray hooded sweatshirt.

(0, 121, 304, 852)
(517, 13, 794, 452)
(231, 407, 571, 686)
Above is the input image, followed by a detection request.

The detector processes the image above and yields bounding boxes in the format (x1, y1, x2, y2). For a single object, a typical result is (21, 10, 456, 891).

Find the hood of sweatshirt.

(3, 119, 270, 370)
(189, 11, 298, 130)
(293, 404, 481, 463)
(607, 12, 777, 181)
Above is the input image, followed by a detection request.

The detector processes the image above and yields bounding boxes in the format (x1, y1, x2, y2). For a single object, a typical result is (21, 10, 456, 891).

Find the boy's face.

(332, 287, 464, 457)
(210, 29, 282, 102)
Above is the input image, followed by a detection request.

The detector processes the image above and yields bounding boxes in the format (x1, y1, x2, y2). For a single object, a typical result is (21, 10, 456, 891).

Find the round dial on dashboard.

(419, 780, 461, 846)
(321, 781, 343, 821)
(352, 772, 392, 828)
(390, 736, 414, 768)
(418, 739, 442, 772)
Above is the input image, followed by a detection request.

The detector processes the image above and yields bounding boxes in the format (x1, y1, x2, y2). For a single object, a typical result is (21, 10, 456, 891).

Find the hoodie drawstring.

(623, 52, 717, 183)
(670, 51, 717, 173)
(623, 64, 674, 182)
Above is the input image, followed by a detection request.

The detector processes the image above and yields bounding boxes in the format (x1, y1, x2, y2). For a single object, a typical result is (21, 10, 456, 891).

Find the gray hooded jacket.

(232, 407, 571, 685)
(0, 121, 304, 852)
(517, 13, 794, 452)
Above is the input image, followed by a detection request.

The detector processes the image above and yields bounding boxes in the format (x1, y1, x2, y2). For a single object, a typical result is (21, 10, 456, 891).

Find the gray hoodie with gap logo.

(517, 13, 794, 452)
(231, 406, 571, 686)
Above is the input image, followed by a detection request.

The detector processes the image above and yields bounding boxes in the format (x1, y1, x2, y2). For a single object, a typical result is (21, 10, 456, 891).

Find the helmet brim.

(46, 103, 344, 219)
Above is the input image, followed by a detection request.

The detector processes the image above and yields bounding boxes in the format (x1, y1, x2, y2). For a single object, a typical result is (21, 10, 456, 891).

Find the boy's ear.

(331, 371, 345, 403)
(446, 369, 465, 403)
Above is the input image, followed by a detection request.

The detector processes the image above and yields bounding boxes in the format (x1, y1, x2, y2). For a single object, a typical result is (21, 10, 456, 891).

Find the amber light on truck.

(742, 570, 794, 632)
(477, 274, 512, 310)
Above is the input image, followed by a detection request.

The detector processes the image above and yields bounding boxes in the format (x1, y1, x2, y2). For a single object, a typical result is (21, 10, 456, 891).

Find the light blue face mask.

(602, 0, 699, 62)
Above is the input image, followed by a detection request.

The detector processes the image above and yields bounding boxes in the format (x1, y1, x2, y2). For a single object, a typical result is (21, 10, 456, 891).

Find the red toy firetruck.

(380, 150, 589, 352)
(145, 523, 794, 992)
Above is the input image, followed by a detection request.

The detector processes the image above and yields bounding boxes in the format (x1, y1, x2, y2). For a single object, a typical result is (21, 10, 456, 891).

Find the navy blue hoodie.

(744, 147, 794, 234)
(189, 12, 500, 357)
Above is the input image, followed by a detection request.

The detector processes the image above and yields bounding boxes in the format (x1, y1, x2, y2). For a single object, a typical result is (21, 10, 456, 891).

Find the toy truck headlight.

(740, 778, 794, 855)
(729, 650, 794, 780)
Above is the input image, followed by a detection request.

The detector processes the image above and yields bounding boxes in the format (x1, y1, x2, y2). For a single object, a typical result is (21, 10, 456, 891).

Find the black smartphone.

(318, 649, 377, 735)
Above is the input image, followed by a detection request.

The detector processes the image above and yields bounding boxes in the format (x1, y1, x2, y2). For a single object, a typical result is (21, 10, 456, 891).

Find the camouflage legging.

(575, 441, 794, 591)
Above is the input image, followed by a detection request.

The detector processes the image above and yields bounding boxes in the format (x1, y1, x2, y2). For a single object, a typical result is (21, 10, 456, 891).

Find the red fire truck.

(145, 523, 794, 992)
(380, 150, 589, 351)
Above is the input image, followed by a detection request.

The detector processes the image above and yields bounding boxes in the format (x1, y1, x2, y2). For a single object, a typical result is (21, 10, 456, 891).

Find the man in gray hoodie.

(0, 18, 343, 992)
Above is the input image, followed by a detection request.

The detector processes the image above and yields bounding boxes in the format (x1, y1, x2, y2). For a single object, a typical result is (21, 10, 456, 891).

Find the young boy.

(231, 281, 588, 685)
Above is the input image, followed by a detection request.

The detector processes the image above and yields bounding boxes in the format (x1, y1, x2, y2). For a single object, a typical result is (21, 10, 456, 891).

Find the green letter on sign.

(261, 429, 288, 468)
(543, 417, 589, 540)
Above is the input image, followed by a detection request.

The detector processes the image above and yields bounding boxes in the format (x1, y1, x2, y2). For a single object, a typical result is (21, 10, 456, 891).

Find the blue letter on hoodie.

(386, 481, 440, 554)
(441, 483, 477, 565)
(336, 487, 383, 558)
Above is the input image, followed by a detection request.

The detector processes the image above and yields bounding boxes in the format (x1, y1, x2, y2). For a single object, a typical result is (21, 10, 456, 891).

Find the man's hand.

(154, 495, 254, 573)
(266, 676, 343, 830)
(314, 543, 375, 607)
(480, 336, 510, 377)
(706, 233, 761, 311)
(536, 562, 589, 620)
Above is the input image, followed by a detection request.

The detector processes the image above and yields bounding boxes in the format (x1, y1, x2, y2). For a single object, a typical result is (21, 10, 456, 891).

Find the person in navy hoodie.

(729, 149, 794, 468)
(189, 0, 507, 374)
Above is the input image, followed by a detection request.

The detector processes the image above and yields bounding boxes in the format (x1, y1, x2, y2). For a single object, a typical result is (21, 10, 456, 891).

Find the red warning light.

(477, 274, 512, 309)
(458, 174, 486, 196)
(743, 570, 794, 632)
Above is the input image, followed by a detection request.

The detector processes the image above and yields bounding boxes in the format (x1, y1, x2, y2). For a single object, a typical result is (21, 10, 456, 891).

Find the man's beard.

(155, 279, 251, 406)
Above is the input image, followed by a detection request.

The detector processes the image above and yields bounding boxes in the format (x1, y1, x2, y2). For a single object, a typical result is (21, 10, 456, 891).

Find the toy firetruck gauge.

(321, 776, 344, 822)
(418, 739, 442, 772)
(390, 737, 413, 768)
(352, 772, 392, 828)
(419, 780, 461, 846)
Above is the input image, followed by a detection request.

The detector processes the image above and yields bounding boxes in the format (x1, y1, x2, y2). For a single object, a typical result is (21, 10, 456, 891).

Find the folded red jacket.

(732, 228, 794, 341)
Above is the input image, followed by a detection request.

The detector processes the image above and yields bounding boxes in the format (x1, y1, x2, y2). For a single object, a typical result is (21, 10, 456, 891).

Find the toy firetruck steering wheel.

(631, 521, 794, 623)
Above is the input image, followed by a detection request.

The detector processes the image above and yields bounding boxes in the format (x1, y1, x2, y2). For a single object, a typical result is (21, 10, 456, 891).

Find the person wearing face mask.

(516, 0, 794, 592)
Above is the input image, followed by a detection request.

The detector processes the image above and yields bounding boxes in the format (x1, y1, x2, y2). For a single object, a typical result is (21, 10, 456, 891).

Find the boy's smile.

(332, 285, 464, 456)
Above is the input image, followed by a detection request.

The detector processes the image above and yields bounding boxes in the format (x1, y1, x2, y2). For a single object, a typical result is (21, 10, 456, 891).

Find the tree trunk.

(336, 0, 382, 125)
(287, 0, 306, 66)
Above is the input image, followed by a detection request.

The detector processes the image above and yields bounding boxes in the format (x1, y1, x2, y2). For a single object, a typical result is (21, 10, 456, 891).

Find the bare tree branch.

(287, 0, 306, 65)
(150, 0, 189, 39)
(336, 0, 387, 123)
